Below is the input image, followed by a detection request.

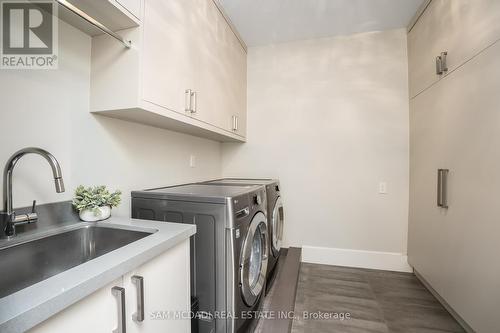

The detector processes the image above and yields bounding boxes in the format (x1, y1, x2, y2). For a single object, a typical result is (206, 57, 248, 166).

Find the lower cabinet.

(124, 239, 191, 333)
(28, 278, 124, 333)
(29, 240, 190, 333)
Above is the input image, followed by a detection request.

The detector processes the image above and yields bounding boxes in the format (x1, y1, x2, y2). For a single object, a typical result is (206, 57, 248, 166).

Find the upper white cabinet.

(56, 0, 141, 36)
(140, 0, 197, 119)
(408, 0, 500, 98)
(194, 0, 247, 137)
(90, 0, 247, 142)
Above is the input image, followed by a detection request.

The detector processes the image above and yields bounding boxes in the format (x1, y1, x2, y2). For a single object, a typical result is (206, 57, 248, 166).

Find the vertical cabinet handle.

(191, 91, 197, 114)
(232, 115, 238, 131)
(131, 275, 145, 322)
(112, 286, 126, 333)
(436, 56, 443, 75)
(437, 169, 443, 207)
(440, 52, 448, 73)
(437, 169, 449, 208)
(185, 89, 192, 113)
(436, 51, 448, 75)
(185, 90, 197, 114)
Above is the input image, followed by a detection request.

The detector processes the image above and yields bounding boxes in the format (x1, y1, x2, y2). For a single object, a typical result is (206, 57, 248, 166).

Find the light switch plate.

(189, 155, 196, 168)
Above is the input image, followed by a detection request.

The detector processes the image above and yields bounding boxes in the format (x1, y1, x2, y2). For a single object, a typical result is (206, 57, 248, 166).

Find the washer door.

(271, 196, 284, 258)
(240, 212, 268, 307)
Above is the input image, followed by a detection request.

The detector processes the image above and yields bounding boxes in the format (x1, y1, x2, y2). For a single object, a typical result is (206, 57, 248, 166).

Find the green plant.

(73, 185, 122, 213)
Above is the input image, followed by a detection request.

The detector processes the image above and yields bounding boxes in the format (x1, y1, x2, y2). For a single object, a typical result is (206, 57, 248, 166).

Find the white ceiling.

(218, 0, 426, 47)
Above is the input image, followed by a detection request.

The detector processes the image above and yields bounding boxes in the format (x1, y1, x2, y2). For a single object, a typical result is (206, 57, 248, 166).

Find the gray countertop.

(0, 217, 195, 333)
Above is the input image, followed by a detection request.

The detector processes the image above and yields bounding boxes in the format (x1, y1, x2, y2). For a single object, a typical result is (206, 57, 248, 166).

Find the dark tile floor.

(291, 264, 466, 333)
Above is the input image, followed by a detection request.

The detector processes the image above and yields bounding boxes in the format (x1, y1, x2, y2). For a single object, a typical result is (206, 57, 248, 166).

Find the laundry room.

(0, 0, 498, 332)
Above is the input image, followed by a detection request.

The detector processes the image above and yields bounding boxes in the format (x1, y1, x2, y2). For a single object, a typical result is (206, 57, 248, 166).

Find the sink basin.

(0, 225, 152, 298)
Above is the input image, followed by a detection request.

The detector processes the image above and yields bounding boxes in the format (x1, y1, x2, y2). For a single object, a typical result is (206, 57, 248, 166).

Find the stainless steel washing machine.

(202, 179, 284, 290)
(131, 184, 269, 333)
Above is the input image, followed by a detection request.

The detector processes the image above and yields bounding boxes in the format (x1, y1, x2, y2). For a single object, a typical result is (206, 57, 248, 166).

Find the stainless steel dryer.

(131, 184, 269, 333)
(202, 179, 284, 289)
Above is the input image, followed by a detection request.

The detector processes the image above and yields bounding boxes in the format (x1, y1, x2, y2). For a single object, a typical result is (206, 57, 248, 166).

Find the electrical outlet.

(379, 182, 387, 194)
(189, 155, 196, 168)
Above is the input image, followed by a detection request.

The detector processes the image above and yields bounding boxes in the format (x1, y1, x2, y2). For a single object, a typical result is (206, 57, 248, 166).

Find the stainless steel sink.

(0, 225, 152, 298)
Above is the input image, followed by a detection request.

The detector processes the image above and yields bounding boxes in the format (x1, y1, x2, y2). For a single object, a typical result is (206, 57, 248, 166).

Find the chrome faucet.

(1, 147, 65, 238)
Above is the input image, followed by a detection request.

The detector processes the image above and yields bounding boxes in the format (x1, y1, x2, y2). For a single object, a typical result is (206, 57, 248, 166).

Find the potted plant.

(73, 185, 122, 222)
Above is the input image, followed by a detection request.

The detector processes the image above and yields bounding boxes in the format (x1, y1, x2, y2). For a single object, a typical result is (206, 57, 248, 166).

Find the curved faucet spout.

(3, 147, 65, 217)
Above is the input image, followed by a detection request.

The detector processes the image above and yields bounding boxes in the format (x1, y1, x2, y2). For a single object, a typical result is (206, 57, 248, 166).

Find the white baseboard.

(301, 246, 413, 273)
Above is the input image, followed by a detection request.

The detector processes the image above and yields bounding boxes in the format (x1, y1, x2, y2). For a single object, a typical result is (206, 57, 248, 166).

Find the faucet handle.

(27, 200, 38, 221)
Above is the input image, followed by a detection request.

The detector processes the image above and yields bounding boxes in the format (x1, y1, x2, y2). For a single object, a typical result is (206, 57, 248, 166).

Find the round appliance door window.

(240, 212, 268, 307)
(271, 197, 284, 257)
(248, 227, 263, 288)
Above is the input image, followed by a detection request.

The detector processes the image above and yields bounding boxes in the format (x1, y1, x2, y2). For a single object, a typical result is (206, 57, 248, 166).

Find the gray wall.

(222, 29, 410, 265)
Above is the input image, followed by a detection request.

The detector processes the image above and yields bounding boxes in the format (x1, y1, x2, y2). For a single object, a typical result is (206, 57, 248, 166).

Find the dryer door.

(271, 197, 284, 258)
(240, 212, 268, 307)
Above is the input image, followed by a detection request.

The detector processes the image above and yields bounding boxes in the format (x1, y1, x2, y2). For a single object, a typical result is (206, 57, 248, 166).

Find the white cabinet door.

(141, 0, 198, 116)
(190, 0, 225, 129)
(438, 39, 500, 333)
(193, 0, 247, 135)
(215, 11, 247, 136)
(124, 239, 191, 333)
(28, 279, 124, 333)
(408, 79, 450, 295)
(408, 0, 500, 99)
(225, 31, 247, 137)
(408, 0, 449, 98)
(441, 0, 500, 79)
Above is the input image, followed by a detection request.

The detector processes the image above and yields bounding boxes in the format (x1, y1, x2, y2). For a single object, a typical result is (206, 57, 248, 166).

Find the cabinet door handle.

(437, 169, 443, 207)
(191, 91, 197, 114)
(232, 115, 238, 131)
(436, 51, 448, 75)
(185, 89, 192, 113)
(131, 275, 145, 322)
(112, 286, 126, 333)
(440, 52, 448, 73)
(437, 169, 449, 208)
(436, 56, 443, 75)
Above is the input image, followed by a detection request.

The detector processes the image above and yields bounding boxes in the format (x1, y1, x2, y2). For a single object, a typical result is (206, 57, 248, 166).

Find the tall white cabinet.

(90, 0, 247, 142)
(408, 1, 500, 332)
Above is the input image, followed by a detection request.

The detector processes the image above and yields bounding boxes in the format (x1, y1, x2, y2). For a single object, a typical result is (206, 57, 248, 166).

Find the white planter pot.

(79, 206, 112, 222)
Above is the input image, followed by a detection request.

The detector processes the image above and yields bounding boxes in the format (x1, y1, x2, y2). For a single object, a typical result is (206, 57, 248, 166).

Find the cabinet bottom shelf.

(91, 105, 246, 143)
